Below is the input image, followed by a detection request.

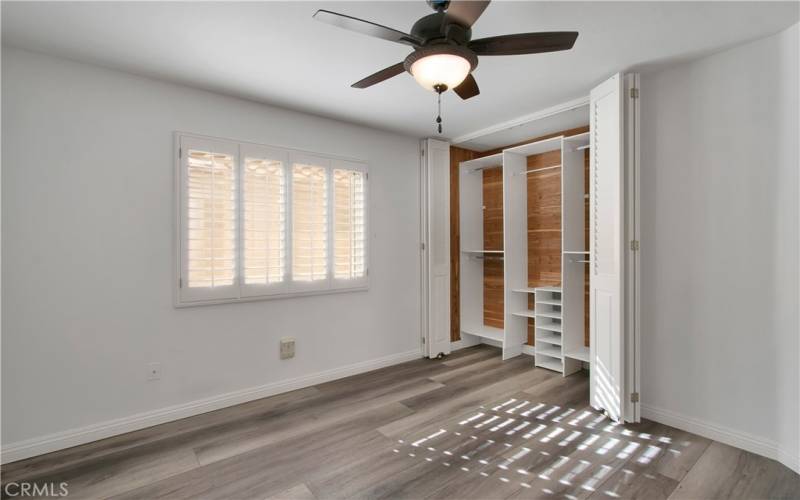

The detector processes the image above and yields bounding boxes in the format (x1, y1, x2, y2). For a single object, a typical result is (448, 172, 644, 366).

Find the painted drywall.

(1, 47, 422, 452)
(640, 23, 799, 471)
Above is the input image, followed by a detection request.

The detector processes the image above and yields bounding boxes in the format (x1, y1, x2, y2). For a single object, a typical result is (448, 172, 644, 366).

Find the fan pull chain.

(433, 83, 447, 134)
(436, 91, 443, 134)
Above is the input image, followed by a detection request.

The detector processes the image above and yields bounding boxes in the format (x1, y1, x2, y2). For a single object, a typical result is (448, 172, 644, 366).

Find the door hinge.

(630, 392, 640, 403)
(178, 147, 182, 159)
(421, 148, 425, 157)
(630, 88, 639, 99)
(179, 277, 183, 288)
(630, 240, 640, 251)
(420, 242, 426, 251)
(422, 336, 426, 344)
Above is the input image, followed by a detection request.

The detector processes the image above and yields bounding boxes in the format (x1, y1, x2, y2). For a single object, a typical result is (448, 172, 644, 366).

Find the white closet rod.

(515, 164, 562, 176)
(574, 144, 590, 151)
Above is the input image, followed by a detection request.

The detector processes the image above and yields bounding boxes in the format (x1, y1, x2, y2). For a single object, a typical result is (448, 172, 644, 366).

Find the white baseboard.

(1, 349, 422, 465)
(642, 404, 799, 474)
(521, 344, 536, 356)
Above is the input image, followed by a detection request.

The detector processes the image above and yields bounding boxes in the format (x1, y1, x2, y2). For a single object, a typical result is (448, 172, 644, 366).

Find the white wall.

(640, 23, 799, 472)
(1, 47, 422, 457)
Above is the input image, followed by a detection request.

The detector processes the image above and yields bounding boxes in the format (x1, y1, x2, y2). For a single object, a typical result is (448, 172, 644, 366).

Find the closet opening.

(452, 120, 592, 373)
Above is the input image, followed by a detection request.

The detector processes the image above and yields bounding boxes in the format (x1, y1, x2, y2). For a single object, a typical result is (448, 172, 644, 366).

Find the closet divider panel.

(482, 167, 504, 329)
(502, 152, 528, 359)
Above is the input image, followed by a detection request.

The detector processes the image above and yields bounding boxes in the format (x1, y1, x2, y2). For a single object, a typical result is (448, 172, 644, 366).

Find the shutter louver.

(292, 163, 328, 282)
(334, 169, 366, 279)
(243, 158, 286, 285)
(186, 150, 236, 288)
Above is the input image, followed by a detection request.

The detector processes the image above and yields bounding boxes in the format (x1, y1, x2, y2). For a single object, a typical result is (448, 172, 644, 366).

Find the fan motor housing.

(411, 12, 472, 45)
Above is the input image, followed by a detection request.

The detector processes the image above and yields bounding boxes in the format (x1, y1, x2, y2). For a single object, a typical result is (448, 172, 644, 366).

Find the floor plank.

(668, 441, 800, 500)
(2, 345, 796, 500)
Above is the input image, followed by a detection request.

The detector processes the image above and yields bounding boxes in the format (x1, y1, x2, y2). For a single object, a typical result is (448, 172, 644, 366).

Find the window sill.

(174, 284, 369, 308)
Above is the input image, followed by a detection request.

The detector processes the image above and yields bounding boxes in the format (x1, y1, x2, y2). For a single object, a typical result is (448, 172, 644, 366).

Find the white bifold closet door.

(589, 73, 640, 422)
(421, 138, 452, 358)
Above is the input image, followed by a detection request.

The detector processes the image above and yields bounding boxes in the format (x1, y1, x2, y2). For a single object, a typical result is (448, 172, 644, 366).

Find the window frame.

(174, 132, 369, 307)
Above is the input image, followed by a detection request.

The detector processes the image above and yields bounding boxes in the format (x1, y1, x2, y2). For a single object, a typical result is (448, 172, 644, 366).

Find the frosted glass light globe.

(410, 53, 471, 91)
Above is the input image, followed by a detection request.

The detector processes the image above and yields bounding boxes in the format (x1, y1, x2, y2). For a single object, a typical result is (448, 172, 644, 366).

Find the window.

(176, 134, 368, 305)
(333, 167, 366, 284)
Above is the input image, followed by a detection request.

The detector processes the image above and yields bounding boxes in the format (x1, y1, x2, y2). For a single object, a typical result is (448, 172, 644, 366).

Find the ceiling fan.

(313, 0, 579, 102)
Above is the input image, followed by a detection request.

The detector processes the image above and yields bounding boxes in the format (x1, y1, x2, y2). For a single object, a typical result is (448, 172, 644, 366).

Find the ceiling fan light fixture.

(404, 45, 477, 92)
(411, 53, 470, 91)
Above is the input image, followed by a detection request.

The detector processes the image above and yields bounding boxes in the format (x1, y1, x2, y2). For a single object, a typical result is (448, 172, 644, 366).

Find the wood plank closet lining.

(482, 167, 504, 329)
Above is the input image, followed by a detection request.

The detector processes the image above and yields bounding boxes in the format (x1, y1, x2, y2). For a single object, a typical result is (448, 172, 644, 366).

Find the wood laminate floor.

(2, 345, 798, 499)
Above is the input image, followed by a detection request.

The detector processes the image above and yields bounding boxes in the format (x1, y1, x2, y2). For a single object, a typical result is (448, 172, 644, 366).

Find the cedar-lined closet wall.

(482, 167, 504, 329)
(449, 126, 590, 345)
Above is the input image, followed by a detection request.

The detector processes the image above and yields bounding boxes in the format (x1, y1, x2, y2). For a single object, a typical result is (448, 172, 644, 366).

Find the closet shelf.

(535, 331, 562, 346)
(536, 323, 562, 333)
(460, 153, 503, 171)
(512, 287, 537, 294)
(461, 249, 504, 254)
(511, 310, 536, 319)
(461, 325, 504, 343)
(535, 356, 563, 373)
(535, 299, 562, 306)
(564, 346, 590, 363)
(537, 286, 562, 293)
(536, 344, 563, 359)
(505, 136, 563, 156)
(536, 311, 562, 319)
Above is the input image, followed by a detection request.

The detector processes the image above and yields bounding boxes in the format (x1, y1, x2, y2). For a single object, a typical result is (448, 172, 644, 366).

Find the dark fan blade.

(453, 73, 479, 100)
(445, 0, 490, 28)
(313, 10, 421, 47)
(351, 62, 406, 89)
(469, 32, 578, 56)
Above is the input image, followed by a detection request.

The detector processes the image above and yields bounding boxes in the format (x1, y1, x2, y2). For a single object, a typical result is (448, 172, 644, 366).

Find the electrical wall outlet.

(147, 362, 162, 381)
(280, 338, 295, 360)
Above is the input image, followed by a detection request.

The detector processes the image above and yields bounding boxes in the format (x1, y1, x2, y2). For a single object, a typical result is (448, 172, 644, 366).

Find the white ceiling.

(2, 2, 798, 141)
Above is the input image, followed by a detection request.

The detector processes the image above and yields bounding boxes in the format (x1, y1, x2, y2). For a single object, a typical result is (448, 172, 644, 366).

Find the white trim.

(642, 404, 800, 474)
(1, 349, 422, 464)
(450, 96, 590, 146)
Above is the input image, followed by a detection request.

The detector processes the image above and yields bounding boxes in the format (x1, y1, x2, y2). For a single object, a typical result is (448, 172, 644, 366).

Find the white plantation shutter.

(291, 155, 330, 290)
(332, 162, 368, 288)
(176, 133, 369, 305)
(179, 136, 239, 303)
(241, 145, 288, 296)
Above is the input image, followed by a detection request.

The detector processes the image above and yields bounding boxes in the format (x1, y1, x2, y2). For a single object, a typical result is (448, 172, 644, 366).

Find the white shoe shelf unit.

(459, 133, 592, 374)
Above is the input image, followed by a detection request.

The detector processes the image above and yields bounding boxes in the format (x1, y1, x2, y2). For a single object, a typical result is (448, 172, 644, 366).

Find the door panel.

(589, 73, 625, 421)
(424, 139, 452, 358)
